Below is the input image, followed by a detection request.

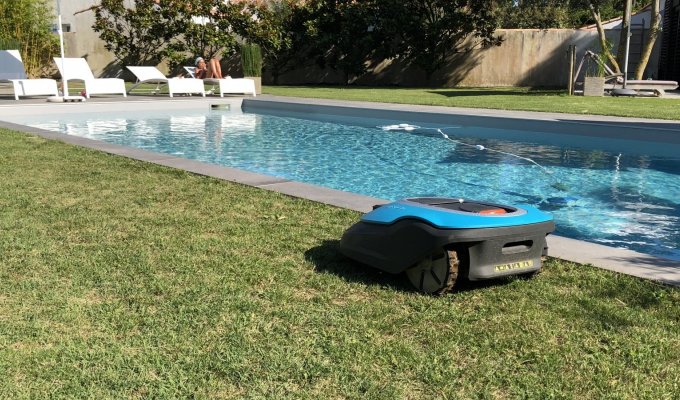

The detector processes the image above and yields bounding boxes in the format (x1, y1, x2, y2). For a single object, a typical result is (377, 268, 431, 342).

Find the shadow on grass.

(304, 239, 412, 292)
(305, 240, 517, 295)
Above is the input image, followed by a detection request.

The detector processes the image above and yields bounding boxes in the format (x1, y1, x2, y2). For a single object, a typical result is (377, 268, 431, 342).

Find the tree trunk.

(635, 0, 661, 79)
(587, 1, 621, 73)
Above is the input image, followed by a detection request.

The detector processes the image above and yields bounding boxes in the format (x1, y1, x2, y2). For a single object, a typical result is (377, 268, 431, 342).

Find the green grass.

(1, 129, 679, 399)
(263, 86, 680, 121)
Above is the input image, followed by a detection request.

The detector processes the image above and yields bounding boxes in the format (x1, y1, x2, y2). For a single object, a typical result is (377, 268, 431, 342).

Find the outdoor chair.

(604, 77, 678, 97)
(127, 66, 205, 98)
(574, 50, 678, 97)
(0, 50, 58, 100)
(184, 66, 256, 97)
(53, 57, 126, 98)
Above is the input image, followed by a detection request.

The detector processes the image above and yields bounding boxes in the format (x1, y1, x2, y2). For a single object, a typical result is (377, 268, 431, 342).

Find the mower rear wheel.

(406, 249, 460, 295)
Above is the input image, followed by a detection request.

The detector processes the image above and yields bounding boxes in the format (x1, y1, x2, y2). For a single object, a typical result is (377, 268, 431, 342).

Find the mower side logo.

(494, 260, 534, 272)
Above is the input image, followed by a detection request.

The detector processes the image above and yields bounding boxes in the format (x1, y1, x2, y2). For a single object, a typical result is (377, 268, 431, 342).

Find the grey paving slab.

(0, 120, 63, 138)
(0, 96, 244, 118)
(96, 146, 179, 162)
(151, 157, 290, 186)
(548, 236, 680, 286)
(259, 180, 389, 212)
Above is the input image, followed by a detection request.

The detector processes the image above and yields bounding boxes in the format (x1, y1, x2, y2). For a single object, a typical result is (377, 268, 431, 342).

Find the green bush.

(0, 0, 59, 77)
(240, 42, 262, 77)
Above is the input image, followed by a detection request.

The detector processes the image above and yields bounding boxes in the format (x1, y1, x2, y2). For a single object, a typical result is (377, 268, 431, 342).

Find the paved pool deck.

(0, 94, 679, 287)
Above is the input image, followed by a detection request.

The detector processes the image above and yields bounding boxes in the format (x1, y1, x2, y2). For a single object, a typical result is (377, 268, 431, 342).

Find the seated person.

(194, 56, 223, 79)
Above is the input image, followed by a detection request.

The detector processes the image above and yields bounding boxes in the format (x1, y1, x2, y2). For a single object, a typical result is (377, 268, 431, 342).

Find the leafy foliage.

(390, 0, 502, 80)
(87, 0, 657, 84)
(162, 3, 238, 73)
(90, 0, 507, 82)
(0, 38, 20, 50)
(92, 0, 236, 72)
(495, 0, 628, 29)
(216, 0, 315, 83)
(304, 0, 390, 84)
(0, 0, 59, 77)
(495, 0, 575, 28)
(92, 0, 182, 67)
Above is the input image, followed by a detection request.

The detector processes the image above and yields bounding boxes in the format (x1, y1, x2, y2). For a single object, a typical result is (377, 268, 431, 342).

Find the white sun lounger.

(0, 50, 58, 100)
(184, 66, 256, 97)
(605, 79, 679, 97)
(127, 66, 205, 97)
(54, 57, 126, 98)
(208, 77, 256, 97)
(574, 50, 678, 97)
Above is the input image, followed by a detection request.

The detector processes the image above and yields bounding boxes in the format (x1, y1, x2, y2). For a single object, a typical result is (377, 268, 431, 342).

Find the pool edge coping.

(253, 94, 680, 128)
(1, 97, 678, 287)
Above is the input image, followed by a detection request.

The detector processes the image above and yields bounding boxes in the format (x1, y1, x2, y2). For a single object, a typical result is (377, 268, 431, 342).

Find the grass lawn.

(264, 86, 680, 121)
(1, 128, 679, 399)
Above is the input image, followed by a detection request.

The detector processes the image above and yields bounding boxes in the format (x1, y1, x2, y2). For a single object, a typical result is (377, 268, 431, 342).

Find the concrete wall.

(431, 29, 598, 87)
(268, 30, 601, 87)
(57, 0, 133, 77)
(272, 29, 661, 87)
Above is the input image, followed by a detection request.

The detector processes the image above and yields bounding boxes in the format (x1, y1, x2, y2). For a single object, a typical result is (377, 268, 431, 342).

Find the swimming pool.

(7, 104, 680, 261)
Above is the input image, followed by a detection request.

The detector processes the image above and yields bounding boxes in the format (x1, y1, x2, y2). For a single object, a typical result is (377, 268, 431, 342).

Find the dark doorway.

(660, 0, 680, 81)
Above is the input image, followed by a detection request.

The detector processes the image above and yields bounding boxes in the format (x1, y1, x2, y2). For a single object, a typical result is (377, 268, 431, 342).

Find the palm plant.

(241, 42, 263, 77)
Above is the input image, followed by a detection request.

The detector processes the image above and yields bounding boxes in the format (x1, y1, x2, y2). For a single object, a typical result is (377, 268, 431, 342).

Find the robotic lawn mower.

(339, 197, 555, 294)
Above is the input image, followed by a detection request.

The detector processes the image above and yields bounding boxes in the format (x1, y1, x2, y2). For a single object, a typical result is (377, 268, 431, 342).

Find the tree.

(584, 0, 658, 77)
(163, 2, 238, 71)
(92, 0, 184, 67)
(215, 0, 315, 84)
(0, 0, 59, 77)
(585, 0, 622, 73)
(494, 0, 627, 30)
(635, 0, 660, 79)
(391, 0, 501, 81)
(91, 0, 238, 72)
(305, 0, 391, 84)
(494, 0, 573, 29)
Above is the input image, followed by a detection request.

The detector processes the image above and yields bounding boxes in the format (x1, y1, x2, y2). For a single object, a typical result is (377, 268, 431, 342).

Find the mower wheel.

(405, 249, 460, 295)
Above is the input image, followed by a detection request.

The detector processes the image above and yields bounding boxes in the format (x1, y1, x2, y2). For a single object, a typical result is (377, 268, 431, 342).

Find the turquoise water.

(14, 109, 680, 260)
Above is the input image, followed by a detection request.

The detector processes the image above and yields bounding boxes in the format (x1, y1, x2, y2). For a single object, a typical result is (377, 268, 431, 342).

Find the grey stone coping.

(244, 96, 680, 145)
(0, 96, 243, 117)
(0, 96, 678, 287)
(250, 95, 680, 128)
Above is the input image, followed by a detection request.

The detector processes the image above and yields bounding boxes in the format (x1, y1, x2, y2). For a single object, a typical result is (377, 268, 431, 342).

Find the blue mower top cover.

(361, 197, 553, 229)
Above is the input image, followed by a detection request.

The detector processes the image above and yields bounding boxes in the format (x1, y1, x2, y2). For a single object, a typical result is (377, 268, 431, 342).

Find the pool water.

(15, 109, 680, 260)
